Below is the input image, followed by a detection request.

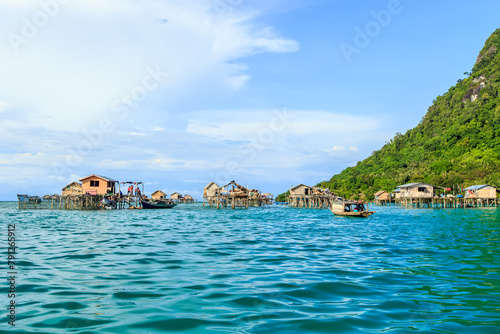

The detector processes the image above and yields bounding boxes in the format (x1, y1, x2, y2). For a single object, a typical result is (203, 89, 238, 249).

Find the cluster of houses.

(203, 181, 273, 208)
(374, 182, 498, 203)
(285, 182, 498, 209)
(150, 190, 194, 203)
(59, 174, 194, 203)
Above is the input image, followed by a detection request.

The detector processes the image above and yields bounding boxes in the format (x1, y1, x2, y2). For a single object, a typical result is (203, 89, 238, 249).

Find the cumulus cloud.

(0, 1, 394, 200)
(0, 0, 299, 132)
(186, 110, 382, 144)
(328, 146, 346, 152)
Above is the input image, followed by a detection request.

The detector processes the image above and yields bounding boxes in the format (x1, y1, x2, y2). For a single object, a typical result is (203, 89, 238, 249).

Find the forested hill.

(317, 28, 500, 200)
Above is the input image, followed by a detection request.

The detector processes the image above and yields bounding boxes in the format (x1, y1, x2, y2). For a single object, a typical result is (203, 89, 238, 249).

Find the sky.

(0, 0, 499, 200)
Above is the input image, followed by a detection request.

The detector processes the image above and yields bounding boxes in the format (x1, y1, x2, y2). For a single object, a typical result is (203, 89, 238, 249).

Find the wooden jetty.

(17, 194, 146, 210)
(17, 174, 148, 211)
(202, 181, 273, 209)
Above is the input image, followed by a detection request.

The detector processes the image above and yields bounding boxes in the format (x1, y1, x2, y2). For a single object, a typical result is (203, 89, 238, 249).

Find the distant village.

(16, 174, 499, 210)
(59, 174, 195, 203)
(286, 182, 498, 209)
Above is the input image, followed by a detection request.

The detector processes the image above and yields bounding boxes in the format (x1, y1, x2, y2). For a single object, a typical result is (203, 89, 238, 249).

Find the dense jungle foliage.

(277, 29, 500, 201)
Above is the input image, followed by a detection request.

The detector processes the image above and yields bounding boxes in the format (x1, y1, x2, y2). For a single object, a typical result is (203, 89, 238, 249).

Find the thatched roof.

(374, 190, 387, 196)
(62, 182, 82, 191)
(204, 182, 219, 190)
(151, 190, 167, 197)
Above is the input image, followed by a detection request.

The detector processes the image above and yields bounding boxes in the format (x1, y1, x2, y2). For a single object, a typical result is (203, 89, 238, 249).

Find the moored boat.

(141, 200, 176, 209)
(330, 201, 375, 217)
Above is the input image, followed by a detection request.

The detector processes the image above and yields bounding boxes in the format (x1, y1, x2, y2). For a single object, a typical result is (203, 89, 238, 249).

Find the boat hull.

(330, 210, 375, 217)
(330, 200, 375, 218)
(141, 201, 176, 209)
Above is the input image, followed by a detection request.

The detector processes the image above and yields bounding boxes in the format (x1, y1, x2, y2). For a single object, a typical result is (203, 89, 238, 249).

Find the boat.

(141, 200, 176, 209)
(101, 197, 116, 206)
(330, 201, 375, 217)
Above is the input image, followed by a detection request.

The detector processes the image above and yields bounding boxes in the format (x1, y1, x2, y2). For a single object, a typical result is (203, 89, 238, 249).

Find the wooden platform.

(17, 194, 145, 211)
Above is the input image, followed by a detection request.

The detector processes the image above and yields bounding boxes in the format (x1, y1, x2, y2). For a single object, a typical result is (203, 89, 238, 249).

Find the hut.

(151, 190, 167, 200)
(289, 184, 313, 197)
(374, 190, 391, 201)
(374, 190, 390, 200)
(203, 182, 220, 198)
(464, 185, 497, 199)
(80, 174, 118, 195)
(183, 194, 194, 203)
(62, 182, 83, 196)
(397, 182, 434, 199)
(374, 190, 392, 206)
(393, 188, 401, 199)
(203, 182, 221, 207)
(288, 184, 313, 208)
(171, 192, 183, 202)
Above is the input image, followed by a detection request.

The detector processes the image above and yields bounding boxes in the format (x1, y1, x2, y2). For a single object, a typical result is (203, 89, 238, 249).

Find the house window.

(418, 187, 426, 192)
(90, 180, 99, 187)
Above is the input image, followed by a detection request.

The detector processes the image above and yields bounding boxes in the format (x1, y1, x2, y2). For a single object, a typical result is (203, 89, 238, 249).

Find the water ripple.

(1, 202, 499, 333)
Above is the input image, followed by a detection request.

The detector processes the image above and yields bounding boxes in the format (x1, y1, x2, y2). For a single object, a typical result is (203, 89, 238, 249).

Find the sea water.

(0, 202, 499, 333)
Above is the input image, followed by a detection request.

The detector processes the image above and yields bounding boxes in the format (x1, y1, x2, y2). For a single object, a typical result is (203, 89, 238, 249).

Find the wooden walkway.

(396, 197, 499, 208)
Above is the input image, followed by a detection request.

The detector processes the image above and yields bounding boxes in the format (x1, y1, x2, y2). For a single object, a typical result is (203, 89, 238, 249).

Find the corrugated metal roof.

(397, 182, 432, 188)
(464, 185, 490, 191)
(79, 174, 118, 182)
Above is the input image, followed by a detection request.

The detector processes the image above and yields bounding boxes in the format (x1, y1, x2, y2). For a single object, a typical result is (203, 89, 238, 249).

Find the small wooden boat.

(330, 201, 375, 217)
(141, 200, 176, 209)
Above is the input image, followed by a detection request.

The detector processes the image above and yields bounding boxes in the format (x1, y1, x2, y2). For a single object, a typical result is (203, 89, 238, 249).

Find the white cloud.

(186, 110, 383, 145)
(0, 0, 299, 131)
(0, 1, 394, 200)
(129, 132, 147, 137)
(0, 100, 7, 113)
(225, 74, 251, 89)
(328, 146, 346, 152)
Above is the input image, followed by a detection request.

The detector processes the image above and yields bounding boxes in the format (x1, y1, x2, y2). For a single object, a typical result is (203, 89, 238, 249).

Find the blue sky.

(0, 0, 499, 200)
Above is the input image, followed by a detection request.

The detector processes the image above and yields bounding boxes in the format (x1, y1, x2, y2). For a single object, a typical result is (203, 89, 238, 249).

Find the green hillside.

(316, 28, 500, 200)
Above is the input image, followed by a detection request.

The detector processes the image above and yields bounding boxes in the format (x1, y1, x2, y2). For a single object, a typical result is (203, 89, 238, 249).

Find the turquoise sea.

(1, 202, 499, 333)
